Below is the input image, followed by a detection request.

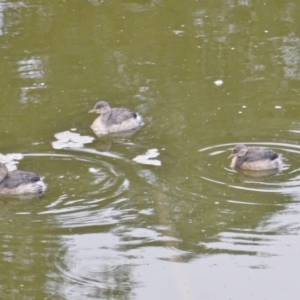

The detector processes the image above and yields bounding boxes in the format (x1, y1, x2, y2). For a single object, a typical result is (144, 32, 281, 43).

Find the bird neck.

(100, 109, 111, 123)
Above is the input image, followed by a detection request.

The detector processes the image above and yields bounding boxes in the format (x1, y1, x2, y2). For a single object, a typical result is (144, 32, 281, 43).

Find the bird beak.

(88, 109, 95, 113)
(228, 154, 234, 159)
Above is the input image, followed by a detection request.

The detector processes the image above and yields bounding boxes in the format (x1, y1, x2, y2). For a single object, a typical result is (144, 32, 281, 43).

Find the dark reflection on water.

(1, 0, 300, 299)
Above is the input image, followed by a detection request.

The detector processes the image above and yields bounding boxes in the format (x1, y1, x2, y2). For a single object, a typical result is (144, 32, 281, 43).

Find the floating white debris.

(275, 106, 282, 109)
(214, 79, 223, 86)
(89, 167, 100, 173)
(173, 30, 184, 35)
(0, 153, 23, 171)
(52, 131, 94, 149)
(139, 86, 149, 92)
(133, 148, 161, 166)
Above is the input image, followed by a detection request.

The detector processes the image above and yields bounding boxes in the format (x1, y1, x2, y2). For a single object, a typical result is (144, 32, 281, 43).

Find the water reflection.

(55, 234, 138, 299)
(280, 34, 300, 80)
(17, 56, 48, 103)
(0, 1, 25, 36)
(0, 3, 3, 35)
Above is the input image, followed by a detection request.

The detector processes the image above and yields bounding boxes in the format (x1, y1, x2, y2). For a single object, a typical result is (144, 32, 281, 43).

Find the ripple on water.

(197, 142, 300, 195)
(194, 142, 300, 256)
(54, 234, 137, 297)
(36, 151, 132, 229)
(54, 232, 193, 298)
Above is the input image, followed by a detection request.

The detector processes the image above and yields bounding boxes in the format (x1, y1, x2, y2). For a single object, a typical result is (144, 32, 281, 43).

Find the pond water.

(1, 0, 300, 299)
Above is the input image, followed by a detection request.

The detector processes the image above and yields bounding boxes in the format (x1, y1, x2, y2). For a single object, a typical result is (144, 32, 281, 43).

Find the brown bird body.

(229, 144, 282, 170)
(89, 101, 144, 135)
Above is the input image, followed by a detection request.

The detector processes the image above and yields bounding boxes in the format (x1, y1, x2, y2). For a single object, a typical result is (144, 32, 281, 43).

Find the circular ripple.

(197, 142, 300, 194)
(28, 150, 132, 229)
(53, 233, 138, 299)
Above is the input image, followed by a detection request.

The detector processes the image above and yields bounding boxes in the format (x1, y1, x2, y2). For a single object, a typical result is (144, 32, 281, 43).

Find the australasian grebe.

(229, 144, 282, 170)
(89, 101, 144, 135)
(0, 162, 46, 194)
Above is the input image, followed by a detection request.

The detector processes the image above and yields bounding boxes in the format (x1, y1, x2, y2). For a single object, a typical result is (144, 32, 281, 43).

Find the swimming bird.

(89, 101, 144, 135)
(0, 162, 46, 194)
(229, 144, 282, 170)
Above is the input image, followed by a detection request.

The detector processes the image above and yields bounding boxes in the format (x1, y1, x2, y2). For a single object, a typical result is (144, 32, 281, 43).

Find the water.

(1, 0, 300, 299)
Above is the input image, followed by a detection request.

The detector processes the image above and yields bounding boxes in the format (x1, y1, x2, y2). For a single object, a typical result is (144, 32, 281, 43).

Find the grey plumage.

(0, 162, 46, 194)
(230, 144, 282, 170)
(106, 108, 138, 126)
(89, 101, 144, 134)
